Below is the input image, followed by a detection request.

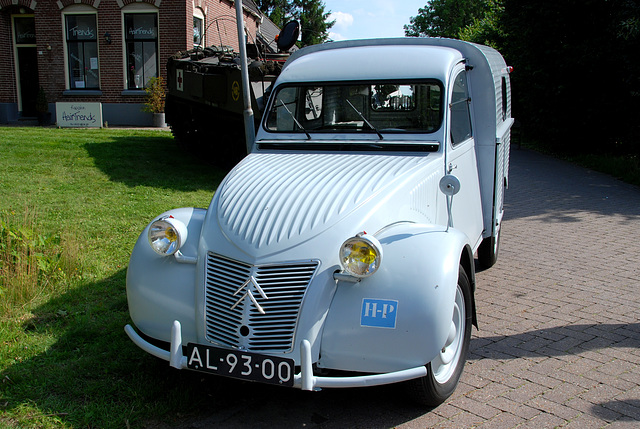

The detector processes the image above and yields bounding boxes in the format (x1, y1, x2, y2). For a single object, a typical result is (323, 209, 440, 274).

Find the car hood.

(214, 152, 437, 258)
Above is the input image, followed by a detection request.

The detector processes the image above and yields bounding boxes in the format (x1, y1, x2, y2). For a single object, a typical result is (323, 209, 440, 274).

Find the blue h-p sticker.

(361, 298, 398, 329)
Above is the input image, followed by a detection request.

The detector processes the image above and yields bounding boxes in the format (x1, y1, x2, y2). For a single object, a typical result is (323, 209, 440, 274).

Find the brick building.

(0, 0, 266, 126)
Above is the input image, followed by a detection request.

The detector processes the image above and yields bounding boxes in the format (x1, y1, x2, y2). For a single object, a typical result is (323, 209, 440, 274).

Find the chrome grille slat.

(204, 253, 318, 352)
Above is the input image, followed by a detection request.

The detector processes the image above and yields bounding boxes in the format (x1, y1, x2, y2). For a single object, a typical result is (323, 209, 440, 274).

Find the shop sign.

(56, 102, 103, 128)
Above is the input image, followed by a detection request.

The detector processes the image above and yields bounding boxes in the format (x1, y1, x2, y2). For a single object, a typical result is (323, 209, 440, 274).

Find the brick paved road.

(400, 148, 640, 428)
(149, 148, 640, 428)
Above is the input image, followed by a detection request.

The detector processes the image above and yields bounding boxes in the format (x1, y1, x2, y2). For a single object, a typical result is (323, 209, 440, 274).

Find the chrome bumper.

(124, 320, 428, 391)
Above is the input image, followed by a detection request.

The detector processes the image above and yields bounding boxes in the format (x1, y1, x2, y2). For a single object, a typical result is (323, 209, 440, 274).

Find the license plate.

(186, 343, 295, 387)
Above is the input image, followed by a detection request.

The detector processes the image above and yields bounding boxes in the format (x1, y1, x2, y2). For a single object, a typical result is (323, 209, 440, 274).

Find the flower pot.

(152, 112, 166, 128)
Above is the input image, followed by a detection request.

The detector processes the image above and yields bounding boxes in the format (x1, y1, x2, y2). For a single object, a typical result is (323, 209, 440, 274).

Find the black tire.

(477, 228, 500, 270)
(406, 265, 472, 407)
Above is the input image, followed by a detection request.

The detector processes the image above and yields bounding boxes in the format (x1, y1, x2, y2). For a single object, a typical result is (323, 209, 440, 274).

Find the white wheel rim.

(432, 284, 465, 384)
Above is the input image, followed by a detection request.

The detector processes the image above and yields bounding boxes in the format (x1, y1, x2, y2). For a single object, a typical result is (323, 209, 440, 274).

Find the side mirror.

(277, 21, 300, 52)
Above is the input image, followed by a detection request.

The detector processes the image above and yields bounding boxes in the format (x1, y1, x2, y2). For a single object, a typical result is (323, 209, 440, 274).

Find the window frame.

(193, 7, 205, 48)
(449, 70, 473, 146)
(62, 6, 100, 91)
(122, 5, 159, 90)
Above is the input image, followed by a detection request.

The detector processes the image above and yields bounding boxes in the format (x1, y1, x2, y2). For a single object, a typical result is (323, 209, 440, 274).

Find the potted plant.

(143, 76, 166, 127)
(35, 86, 50, 126)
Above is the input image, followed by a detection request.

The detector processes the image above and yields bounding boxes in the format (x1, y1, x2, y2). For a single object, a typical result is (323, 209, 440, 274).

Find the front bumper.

(124, 320, 428, 391)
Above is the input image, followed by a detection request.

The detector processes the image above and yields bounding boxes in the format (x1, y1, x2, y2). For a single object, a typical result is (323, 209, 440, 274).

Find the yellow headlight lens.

(148, 217, 187, 256)
(339, 233, 382, 278)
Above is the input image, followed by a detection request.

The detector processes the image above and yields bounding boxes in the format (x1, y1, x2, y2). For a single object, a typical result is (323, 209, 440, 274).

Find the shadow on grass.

(83, 135, 229, 192)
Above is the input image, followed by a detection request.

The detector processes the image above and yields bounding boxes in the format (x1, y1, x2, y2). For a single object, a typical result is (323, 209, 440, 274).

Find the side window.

(193, 8, 204, 47)
(124, 12, 158, 89)
(501, 76, 508, 120)
(450, 71, 472, 145)
(65, 13, 99, 89)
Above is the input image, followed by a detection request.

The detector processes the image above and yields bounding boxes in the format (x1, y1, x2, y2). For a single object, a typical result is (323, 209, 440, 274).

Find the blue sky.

(322, 1, 427, 41)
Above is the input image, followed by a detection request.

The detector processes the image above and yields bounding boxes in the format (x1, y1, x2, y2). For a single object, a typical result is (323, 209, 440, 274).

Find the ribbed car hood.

(216, 152, 428, 254)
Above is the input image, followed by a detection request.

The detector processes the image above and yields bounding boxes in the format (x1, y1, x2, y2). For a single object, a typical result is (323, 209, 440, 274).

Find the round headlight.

(148, 217, 188, 256)
(339, 233, 383, 278)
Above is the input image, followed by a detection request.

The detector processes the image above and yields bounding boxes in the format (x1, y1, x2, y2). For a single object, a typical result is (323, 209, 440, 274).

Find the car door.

(446, 67, 484, 247)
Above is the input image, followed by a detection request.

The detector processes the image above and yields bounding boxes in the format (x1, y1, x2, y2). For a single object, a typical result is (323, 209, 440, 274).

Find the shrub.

(143, 76, 166, 113)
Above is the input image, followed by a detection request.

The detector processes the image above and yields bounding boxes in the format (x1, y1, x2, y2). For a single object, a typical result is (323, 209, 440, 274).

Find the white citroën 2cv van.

(125, 37, 513, 406)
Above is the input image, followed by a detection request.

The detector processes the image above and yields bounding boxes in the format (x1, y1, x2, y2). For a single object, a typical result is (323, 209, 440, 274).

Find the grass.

(0, 127, 227, 428)
(568, 153, 640, 188)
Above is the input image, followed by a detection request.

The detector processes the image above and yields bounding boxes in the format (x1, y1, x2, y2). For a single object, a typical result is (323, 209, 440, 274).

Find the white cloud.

(328, 31, 346, 42)
(329, 11, 354, 32)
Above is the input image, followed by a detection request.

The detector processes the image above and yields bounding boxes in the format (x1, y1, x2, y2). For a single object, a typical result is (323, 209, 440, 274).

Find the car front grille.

(204, 253, 318, 352)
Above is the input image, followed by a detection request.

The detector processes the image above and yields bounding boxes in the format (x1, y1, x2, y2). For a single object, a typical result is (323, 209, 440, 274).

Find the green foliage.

(406, 0, 640, 156)
(0, 127, 225, 428)
(0, 208, 81, 315)
(499, 0, 640, 154)
(294, 0, 335, 45)
(405, 0, 495, 38)
(457, 0, 505, 47)
(143, 76, 166, 113)
(256, 0, 334, 46)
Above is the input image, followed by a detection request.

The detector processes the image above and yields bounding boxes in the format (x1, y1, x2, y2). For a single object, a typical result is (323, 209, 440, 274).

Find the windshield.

(264, 81, 443, 135)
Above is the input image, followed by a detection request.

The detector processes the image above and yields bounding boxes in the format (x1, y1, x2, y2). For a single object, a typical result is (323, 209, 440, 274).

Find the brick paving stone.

(528, 396, 581, 420)
(606, 420, 640, 429)
(515, 413, 567, 429)
(475, 412, 525, 429)
(449, 396, 501, 420)
(562, 413, 611, 429)
(393, 149, 639, 428)
(487, 396, 541, 419)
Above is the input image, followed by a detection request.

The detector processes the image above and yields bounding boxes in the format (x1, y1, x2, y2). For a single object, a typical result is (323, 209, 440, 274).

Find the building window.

(194, 16, 203, 47)
(14, 16, 36, 45)
(65, 14, 99, 89)
(124, 13, 158, 89)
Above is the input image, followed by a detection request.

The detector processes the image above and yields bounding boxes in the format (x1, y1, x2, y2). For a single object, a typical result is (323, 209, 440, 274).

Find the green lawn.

(0, 127, 227, 428)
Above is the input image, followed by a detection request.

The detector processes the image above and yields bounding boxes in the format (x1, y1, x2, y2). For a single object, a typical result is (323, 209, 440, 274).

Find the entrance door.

(17, 47, 38, 116)
(13, 15, 39, 116)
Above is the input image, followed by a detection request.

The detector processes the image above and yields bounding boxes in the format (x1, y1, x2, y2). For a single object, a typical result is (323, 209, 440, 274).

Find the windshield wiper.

(346, 99, 384, 140)
(280, 100, 311, 140)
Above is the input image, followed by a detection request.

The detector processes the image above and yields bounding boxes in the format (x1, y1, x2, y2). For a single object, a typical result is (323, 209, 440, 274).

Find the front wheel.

(406, 265, 472, 406)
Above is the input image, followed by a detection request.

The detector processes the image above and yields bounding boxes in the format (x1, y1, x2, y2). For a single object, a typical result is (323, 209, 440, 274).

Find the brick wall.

(0, 8, 15, 104)
(0, 0, 261, 122)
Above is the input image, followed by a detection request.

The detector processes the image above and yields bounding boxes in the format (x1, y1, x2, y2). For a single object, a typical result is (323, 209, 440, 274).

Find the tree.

(405, 0, 640, 154)
(294, 0, 334, 45)
(404, 0, 493, 38)
(255, 0, 295, 28)
(457, 0, 505, 48)
(499, 0, 640, 153)
(256, 0, 334, 46)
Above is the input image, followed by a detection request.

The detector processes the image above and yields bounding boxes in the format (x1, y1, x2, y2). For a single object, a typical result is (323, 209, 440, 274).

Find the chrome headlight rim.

(147, 216, 188, 256)
(339, 232, 383, 278)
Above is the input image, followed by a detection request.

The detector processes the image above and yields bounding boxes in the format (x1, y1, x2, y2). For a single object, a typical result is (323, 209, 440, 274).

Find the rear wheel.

(477, 227, 500, 270)
(406, 265, 472, 406)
